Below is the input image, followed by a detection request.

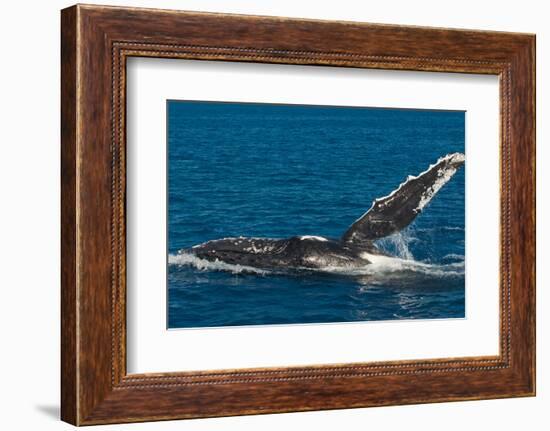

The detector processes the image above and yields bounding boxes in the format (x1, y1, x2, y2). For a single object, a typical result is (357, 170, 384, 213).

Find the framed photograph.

(61, 4, 535, 425)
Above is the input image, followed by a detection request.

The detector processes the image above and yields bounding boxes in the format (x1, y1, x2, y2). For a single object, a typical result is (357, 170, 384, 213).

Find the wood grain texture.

(60, 6, 78, 425)
(60, 4, 536, 425)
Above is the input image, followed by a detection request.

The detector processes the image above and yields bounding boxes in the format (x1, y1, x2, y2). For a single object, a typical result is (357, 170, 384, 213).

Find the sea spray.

(168, 252, 270, 275)
(374, 230, 416, 260)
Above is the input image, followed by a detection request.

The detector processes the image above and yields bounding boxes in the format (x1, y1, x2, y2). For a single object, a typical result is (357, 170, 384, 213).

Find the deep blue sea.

(167, 101, 465, 329)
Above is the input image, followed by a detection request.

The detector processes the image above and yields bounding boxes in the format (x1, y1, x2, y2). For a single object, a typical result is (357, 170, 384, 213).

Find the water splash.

(374, 230, 416, 260)
(317, 254, 464, 278)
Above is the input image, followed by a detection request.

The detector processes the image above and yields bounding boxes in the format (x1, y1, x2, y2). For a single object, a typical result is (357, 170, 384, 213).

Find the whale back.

(189, 236, 366, 269)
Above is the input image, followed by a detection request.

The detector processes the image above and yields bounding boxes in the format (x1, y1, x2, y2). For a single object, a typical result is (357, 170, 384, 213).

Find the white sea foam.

(168, 252, 270, 275)
(443, 253, 465, 260)
(169, 250, 464, 279)
(319, 253, 464, 278)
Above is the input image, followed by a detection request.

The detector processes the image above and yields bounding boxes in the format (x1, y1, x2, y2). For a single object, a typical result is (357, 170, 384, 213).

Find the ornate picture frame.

(61, 4, 535, 425)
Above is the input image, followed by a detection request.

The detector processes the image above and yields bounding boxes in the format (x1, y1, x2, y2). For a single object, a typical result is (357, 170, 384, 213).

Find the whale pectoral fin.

(341, 152, 465, 243)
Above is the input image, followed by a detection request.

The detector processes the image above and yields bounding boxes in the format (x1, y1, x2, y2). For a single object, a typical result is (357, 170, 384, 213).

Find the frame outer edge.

(60, 4, 536, 425)
(531, 35, 536, 396)
(526, 35, 536, 395)
(61, 5, 79, 426)
(522, 34, 536, 395)
(504, 35, 536, 395)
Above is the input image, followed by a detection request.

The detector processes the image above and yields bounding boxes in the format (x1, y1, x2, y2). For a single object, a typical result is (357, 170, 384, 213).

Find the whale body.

(183, 152, 465, 271)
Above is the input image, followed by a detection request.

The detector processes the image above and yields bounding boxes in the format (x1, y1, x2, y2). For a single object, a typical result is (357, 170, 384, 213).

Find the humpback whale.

(183, 152, 465, 271)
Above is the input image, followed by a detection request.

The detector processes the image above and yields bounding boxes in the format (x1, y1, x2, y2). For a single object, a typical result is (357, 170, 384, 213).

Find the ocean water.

(167, 101, 465, 329)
